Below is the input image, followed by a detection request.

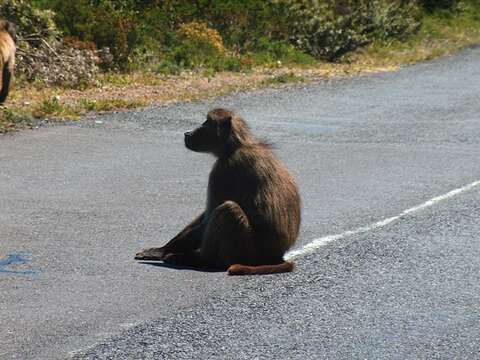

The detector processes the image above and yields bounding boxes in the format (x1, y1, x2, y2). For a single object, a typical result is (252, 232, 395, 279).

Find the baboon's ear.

(217, 115, 232, 138)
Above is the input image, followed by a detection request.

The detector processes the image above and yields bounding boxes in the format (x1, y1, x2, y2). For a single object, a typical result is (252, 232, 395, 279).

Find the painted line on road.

(285, 179, 480, 261)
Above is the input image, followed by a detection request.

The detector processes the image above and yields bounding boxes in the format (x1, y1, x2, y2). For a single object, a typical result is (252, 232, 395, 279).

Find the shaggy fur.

(0, 20, 16, 104)
(136, 108, 301, 275)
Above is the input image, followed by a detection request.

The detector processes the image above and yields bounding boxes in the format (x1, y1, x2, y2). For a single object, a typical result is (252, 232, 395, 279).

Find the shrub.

(36, 0, 164, 70)
(282, 0, 368, 60)
(250, 38, 317, 66)
(156, 0, 291, 52)
(177, 22, 226, 54)
(157, 22, 247, 73)
(154, 61, 183, 76)
(1, 0, 100, 88)
(171, 22, 227, 69)
(279, 0, 420, 60)
(419, 0, 458, 12)
(369, 1, 421, 41)
(0, 0, 58, 38)
(11, 0, 463, 72)
(16, 39, 100, 88)
(33, 0, 288, 67)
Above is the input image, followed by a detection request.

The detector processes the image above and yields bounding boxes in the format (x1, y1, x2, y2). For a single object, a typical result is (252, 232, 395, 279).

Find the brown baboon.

(135, 108, 301, 275)
(0, 20, 16, 104)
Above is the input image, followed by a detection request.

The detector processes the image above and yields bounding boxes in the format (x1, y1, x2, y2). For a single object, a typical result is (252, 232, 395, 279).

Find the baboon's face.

(184, 114, 231, 154)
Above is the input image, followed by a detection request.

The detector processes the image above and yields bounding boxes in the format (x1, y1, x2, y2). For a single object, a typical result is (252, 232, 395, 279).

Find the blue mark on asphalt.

(0, 252, 40, 275)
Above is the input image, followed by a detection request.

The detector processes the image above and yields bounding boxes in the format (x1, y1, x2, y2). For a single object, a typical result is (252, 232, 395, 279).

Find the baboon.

(0, 20, 16, 104)
(135, 108, 301, 275)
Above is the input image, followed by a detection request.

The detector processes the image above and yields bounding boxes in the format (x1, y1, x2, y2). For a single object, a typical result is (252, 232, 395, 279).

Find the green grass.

(32, 97, 80, 119)
(78, 99, 147, 112)
(29, 97, 147, 120)
(249, 40, 318, 67)
(151, 39, 317, 75)
(98, 73, 137, 86)
(262, 72, 306, 86)
(0, 108, 34, 133)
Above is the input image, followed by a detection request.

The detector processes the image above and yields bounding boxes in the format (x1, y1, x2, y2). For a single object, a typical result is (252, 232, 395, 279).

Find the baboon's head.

(184, 108, 252, 156)
(0, 20, 16, 43)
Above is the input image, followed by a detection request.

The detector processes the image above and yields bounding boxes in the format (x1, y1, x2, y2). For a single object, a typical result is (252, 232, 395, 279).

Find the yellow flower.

(178, 22, 226, 54)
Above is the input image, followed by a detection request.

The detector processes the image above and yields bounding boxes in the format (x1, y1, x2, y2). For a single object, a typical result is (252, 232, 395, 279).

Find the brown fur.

(0, 20, 16, 104)
(135, 108, 301, 275)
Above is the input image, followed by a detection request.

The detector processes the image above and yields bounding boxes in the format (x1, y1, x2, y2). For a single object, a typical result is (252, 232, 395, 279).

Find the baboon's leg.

(202, 201, 255, 266)
(164, 201, 256, 268)
(0, 59, 12, 104)
(135, 212, 205, 260)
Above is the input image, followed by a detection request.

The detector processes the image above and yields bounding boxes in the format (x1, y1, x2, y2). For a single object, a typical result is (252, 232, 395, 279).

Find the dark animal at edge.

(0, 19, 16, 104)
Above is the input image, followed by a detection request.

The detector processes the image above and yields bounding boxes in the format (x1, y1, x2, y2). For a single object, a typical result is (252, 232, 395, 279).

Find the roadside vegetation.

(1, 0, 480, 133)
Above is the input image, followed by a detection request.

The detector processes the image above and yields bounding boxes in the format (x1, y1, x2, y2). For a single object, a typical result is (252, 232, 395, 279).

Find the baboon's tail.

(0, 59, 12, 103)
(227, 261, 294, 276)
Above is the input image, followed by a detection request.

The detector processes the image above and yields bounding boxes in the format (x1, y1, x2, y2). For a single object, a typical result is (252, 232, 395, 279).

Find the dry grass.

(3, 63, 395, 129)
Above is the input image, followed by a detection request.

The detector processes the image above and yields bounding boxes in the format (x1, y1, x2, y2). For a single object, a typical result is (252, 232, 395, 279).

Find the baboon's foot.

(134, 247, 168, 261)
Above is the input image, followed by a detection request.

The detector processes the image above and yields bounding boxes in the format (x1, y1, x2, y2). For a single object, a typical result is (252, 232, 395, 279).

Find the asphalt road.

(1, 47, 480, 359)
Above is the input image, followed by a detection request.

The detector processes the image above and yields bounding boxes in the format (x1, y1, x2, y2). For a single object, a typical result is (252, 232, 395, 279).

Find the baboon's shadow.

(138, 261, 224, 273)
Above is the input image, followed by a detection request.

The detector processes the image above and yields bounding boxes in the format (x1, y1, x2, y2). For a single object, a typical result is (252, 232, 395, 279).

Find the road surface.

(1, 46, 480, 359)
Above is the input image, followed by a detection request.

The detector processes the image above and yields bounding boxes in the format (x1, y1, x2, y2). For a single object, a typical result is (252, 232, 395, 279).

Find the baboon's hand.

(134, 247, 168, 261)
(163, 253, 187, 265)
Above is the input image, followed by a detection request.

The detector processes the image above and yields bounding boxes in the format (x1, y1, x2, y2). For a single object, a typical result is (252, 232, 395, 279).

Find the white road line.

(285, 180, 480, 261)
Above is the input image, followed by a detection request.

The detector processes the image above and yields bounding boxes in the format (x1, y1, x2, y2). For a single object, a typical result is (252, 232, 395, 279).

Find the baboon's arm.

(0, 58, 13, 103)
(162, 212, 205, 253)
(135, 212, 205, 260)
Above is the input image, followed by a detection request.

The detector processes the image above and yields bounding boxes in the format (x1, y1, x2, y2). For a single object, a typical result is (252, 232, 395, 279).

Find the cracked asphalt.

(1, 46, 480, 359)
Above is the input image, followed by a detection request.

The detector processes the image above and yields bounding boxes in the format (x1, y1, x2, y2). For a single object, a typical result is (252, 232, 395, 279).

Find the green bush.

(369, 1, 421, 41)
(15, 0, 466, 71)
(420, 0, 458, 12)
(280, 0, 420, 60)
(159, 38, 246, 73)
(282, 0, 367, 60)
(154, 22, 248, 74)
(34, 0, 167, 70)
(153, 0, 290, 52)
(34, 0, 288, 68)
(250, 39, 317, 66)
(0, 0, 58, 38)
(154, 61, 183, 76)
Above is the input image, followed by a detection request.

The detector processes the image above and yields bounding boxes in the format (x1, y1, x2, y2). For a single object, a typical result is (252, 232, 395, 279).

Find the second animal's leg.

(135, 212, 205, 260)
(164, 201, 256, 268)
(0, 59, 13, 103)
